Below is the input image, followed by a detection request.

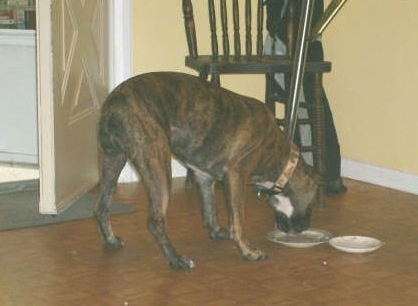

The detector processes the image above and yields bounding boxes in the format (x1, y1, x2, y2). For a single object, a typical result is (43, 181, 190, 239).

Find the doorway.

(0, 0, 132, 193)
(0, 1, 38, 184)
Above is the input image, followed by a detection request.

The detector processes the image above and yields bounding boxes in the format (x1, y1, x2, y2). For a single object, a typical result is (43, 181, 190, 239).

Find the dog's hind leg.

(94, 152, 127, 249)
(193, 172, 230, 240)
(130, 140, 195, 270)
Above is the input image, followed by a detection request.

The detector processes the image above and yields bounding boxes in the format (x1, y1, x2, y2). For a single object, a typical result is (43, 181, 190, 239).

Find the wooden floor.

(1, 178, 418, 305)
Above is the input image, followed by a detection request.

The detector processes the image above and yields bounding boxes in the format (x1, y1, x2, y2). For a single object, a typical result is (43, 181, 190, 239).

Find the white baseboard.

(118, 163, 139, 183)
(172, 160, 188, 177)
(341, 158, 418, 196)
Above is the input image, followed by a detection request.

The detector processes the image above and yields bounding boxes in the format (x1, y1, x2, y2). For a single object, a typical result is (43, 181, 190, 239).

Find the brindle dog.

(95, 72, 317, 270)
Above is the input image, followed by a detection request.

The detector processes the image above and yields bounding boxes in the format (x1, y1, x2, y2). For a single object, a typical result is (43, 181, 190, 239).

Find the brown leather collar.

(273, 143, 300, 191)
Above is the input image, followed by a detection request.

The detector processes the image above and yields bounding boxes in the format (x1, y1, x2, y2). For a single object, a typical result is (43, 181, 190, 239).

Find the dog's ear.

(303, 163, 322, 185)
(311, 169, 322, 185)
(288, 160, 319, 208)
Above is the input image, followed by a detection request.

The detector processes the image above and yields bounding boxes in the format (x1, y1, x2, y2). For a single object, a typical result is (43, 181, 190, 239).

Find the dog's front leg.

(225, 169, 267, 261)
(193, 171, 230, 240)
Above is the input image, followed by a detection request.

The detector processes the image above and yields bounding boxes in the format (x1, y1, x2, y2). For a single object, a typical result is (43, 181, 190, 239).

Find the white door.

(37, 0, 111, 213)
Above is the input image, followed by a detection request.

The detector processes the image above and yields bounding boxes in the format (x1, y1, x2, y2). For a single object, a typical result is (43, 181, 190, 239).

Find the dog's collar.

(256, 143, 300, 198)
(257, 143, 300, 198)
(274, 143, 300, 191)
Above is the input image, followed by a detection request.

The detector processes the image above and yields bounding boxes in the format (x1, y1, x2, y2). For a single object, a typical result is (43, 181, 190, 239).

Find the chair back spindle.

(232, 0, 241, 58)
(208, 0, 219, 58)
(285, 0, 298, 57)
(256, 0, 264, 56)
(220, 0, 230, 57)
(245, 0, 252, 57)
(183, 0, 198, 58)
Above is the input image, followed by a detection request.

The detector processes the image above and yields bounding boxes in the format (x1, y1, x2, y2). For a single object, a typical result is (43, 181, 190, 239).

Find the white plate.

(267, 228, 333, 248)
(329, 236, 383, 253)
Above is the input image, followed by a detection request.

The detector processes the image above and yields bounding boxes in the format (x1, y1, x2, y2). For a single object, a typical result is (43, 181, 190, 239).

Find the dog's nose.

(275, 212, 310, 234)
(293, 223, 308, 234)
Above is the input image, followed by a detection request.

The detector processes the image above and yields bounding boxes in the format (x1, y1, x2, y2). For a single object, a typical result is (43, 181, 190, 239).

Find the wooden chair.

(182, 0, 330, 207)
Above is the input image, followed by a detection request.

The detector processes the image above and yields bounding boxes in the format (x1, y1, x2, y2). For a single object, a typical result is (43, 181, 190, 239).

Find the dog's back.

(99, 72, 282, 177)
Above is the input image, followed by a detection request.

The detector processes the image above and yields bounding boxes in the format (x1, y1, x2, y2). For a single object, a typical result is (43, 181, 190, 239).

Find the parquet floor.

(1, 178, 418, 305)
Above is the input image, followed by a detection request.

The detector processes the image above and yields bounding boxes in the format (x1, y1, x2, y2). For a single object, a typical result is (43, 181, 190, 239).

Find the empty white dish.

(329, 236, 383, 253)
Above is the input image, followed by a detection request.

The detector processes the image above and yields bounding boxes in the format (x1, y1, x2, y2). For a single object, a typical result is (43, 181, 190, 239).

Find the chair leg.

(199, 71, 209, 81)
(265, 73, 276, 114)
(185, 169, 194, 189)
(210, 73, 220, 86)
(310, 72, 327, 209)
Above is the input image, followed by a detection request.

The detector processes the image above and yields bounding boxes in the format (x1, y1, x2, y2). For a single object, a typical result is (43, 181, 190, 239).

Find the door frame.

(109, 0, 133, 89)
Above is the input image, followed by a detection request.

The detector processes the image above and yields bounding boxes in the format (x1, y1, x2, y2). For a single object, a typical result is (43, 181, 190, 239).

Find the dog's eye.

(255, 185, 284, 198)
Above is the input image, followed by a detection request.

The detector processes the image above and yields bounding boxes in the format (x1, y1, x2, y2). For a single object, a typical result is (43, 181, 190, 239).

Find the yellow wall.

(323, 0, 418, 175)
(133, 0, 418, 176)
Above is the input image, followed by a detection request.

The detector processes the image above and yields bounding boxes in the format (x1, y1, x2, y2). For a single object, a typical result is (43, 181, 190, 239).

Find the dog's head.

(269, 188, 313, 234)
(254, 162, 317, 234)
(274, 161, 317, 234)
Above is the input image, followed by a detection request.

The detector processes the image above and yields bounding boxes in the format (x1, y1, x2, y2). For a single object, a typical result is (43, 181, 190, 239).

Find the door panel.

(37, 0, 110, 213)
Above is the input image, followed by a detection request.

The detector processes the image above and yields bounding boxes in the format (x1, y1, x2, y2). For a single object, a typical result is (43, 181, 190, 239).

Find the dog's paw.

(169, 255, 196, 270)
(209, 228, 230, 240)
(243, 249, 268, 261)
(103, 236, 124, 250)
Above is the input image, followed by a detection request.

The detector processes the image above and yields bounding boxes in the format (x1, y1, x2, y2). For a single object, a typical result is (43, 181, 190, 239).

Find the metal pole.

(310, 0, 349, 40)
(285, 0, 315, 141)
